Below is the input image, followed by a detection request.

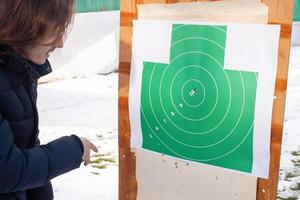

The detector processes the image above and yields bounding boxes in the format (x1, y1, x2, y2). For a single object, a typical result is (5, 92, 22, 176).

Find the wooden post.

(257, 0, 294, 199)
(119, 1, 137, 200)
(118, 1, 294, 200)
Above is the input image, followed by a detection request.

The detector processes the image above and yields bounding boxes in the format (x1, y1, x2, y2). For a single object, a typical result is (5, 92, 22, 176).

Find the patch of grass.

(291, 160, 298, 164)
(291, 151, 300, 156)
(290, 182, 300, 191)
(91, 153, 110, 158)
(91, 164, 107, 169)
(89, 153, 116, 169)
(291, 159, 300, 167)
(277, 187, 286, 193)
(284, 172, 299, 181)
(90, 157, 116, 164)
(277, 197, 298, 200)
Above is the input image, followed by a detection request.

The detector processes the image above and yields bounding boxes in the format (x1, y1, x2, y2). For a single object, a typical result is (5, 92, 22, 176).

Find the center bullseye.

(189, 88, 197, 96)
(181, 79, 206, 107)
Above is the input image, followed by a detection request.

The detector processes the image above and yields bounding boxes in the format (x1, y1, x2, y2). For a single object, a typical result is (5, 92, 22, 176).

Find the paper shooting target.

(140, 24, 258, 173)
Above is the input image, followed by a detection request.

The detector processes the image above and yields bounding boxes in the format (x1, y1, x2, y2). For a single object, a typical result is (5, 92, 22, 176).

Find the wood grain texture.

(119, 0, 137, 199)
(119, 0, 294, 200)
(257, 1, 294, 199)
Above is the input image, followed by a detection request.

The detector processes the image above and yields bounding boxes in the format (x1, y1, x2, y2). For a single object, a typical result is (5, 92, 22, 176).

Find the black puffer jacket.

(0, 45, 83, 200)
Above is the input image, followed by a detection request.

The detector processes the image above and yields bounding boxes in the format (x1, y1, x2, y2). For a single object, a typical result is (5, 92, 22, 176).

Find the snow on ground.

(278, 46, 300, 200)
(37, 73, 118, 200)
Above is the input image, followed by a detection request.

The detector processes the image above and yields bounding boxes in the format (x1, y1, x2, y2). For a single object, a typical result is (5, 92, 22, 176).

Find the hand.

(79, 137, 98, 166)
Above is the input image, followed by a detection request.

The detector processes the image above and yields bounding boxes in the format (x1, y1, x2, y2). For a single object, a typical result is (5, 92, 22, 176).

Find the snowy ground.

(37, 73, 118, 200)
(277, 46, 300, 200)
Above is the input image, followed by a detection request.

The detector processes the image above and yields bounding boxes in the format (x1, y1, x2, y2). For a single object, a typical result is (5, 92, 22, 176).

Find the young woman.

(0, 0, 98, 199)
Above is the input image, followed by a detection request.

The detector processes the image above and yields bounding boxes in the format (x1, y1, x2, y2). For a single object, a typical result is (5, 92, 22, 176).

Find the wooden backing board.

(137, 0, 268, 23)
(135, 1, 262, 200)
(118, 0, 294, 199)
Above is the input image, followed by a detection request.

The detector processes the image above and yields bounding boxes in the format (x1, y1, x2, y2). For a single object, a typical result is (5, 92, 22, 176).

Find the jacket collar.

(0, 45, 52, 80)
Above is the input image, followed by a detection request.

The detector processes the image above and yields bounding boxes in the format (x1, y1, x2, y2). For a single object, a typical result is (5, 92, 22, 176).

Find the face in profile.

(22, 32, 65, 65)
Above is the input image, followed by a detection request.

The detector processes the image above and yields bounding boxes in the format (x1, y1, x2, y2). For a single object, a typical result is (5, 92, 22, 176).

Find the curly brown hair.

(0, 0, 74, 52)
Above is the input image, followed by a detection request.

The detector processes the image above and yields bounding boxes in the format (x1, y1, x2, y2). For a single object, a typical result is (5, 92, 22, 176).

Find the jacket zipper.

(24, 70, 39, 148)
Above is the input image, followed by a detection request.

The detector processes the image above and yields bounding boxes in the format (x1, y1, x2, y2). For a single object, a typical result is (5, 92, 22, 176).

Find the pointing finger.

(88, 141, 98, 153)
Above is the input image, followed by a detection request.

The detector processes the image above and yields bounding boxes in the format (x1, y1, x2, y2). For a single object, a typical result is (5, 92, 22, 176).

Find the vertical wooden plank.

(119, 0, 136, 199)
(257, 0, 294, 200)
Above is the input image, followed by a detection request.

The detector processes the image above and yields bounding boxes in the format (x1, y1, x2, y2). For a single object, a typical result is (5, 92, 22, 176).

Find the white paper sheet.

(129, 19, 280, 178)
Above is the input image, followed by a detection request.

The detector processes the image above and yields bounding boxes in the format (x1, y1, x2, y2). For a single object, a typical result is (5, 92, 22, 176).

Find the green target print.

(140, 24, 258, 173)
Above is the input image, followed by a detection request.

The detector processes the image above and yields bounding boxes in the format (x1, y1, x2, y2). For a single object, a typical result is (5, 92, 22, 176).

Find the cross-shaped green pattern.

(140, 24, 258, 173)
